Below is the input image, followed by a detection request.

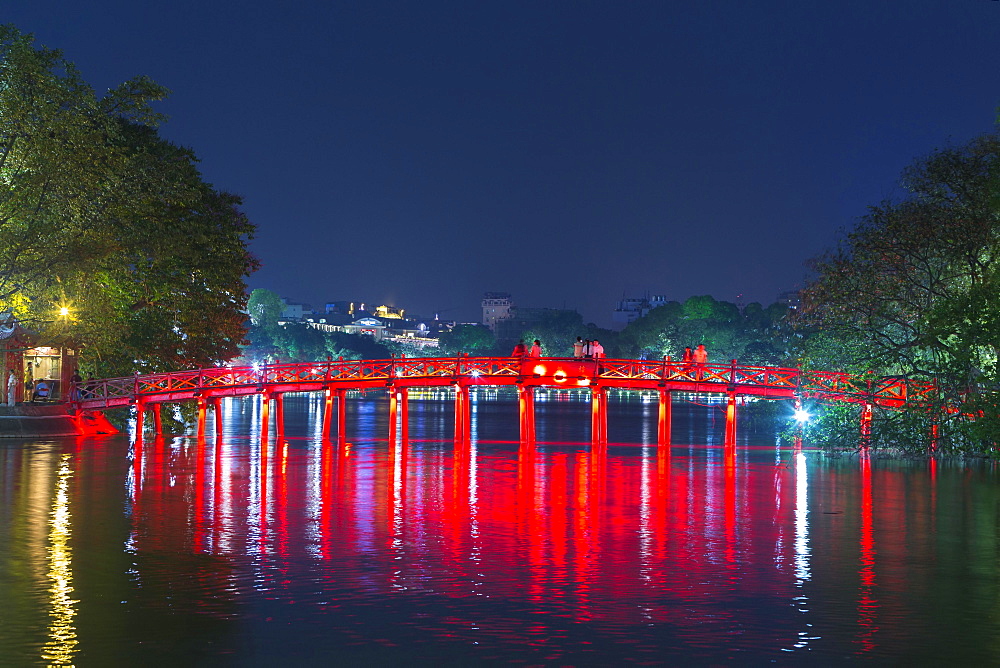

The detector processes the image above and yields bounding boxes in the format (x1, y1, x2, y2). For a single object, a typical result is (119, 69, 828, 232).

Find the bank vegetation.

(0, 26, 257, 378)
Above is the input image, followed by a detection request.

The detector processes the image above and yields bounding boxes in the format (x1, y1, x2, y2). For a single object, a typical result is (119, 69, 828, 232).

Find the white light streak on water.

(795, 451, 810, 580)
(41, 455, 78, 666)
(787, 450, 815, 652)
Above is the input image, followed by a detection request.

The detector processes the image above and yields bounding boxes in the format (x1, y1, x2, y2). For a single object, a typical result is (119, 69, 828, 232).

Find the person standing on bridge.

(693, 344, 708, 378)
(512, 340, 527, 357)
(69, 370, 82, 401)
(592, 340, 605, 374)
(530, 340, 542, 357)
(573, 337, 584, 359)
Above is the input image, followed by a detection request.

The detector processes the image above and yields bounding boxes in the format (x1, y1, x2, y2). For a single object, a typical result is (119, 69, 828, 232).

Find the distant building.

(305, 311, 440, 348)
(776, 290, 801, 310)
(611, 294, 668, 330)
(482, 292, 513, 331)
(279, 299, 312, 321)
(373, 305, 404, 320)
(324, 301, 356, 316)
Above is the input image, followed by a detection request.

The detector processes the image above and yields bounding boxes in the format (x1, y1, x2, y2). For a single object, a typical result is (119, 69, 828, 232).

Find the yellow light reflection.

(41, 454, 78, 665)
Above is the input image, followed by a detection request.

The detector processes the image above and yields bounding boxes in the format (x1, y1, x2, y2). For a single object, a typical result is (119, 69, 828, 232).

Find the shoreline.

(0, 403, 118, 438)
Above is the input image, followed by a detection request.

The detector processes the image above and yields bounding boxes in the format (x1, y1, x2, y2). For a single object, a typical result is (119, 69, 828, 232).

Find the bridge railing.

(73, 356, 943, 410)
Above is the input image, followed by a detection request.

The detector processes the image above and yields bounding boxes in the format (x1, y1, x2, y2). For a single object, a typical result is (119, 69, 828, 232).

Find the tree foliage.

(438, 324, 495, 354)
(243, 319, 396, 363)
(796, 131, 1000, 452)
(247, 288, 284, 331)
(0, 26, 257, 376)
(617, 296, 792, 364)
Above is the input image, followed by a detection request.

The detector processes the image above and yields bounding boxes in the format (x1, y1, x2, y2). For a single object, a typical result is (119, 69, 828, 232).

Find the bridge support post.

(400, 387, 409, 444)
(657, 389, 672, 448)
(518, 385, 535, 446)
(275, 393, 285, 440)
(860, 402, 873, 448)
(260, 392, 271, 447)
(152, 403, 163, 436)
(212, 397, 223, 439)
(336, 389, 347, 448)
(322, 387, 334, 443)
(389, 386, 399, 445)
(454, 384, 470, 444)
(591, 386, 607, 447)
(724, 392, 737, 448)
(197, 396, 208, 440)
(134, 400, 146, 442)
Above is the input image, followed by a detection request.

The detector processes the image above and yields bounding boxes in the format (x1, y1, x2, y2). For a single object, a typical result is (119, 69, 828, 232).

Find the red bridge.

(72, 356, 937, 446)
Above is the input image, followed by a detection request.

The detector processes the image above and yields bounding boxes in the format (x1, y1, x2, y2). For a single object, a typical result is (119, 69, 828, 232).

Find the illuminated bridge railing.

(74, 357, 940, 411)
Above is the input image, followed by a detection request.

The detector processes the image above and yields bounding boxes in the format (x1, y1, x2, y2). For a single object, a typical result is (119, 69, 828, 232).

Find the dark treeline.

(246, 286, 797, 368)
(795, 130, 1000, 454)
(488, 296, 793, 364)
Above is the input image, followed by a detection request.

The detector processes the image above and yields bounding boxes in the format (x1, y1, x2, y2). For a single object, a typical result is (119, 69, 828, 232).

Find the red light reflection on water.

(103, 432, 944, 658)
(136, 441, 790, 620)
(857, 451, 879, 653)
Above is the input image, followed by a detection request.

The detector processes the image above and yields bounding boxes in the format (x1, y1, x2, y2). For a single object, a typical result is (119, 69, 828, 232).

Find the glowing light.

(58, 307, 69, 317)
(252, 362, 262, 373)
(470, 369, 482, 378)
(577, 378, 591, 387)
(533, 364, 546, 376)
(793, 408, 810, 423)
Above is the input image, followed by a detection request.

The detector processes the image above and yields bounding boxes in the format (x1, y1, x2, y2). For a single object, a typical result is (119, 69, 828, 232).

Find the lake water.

(2, 391, 1000, 666)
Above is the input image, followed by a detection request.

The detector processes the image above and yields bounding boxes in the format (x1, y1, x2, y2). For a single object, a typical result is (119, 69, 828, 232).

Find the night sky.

(6, 2, 1000, 326)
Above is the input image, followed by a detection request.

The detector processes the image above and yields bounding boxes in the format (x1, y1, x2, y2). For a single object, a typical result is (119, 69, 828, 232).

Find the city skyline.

(6, 2, 1000, 326)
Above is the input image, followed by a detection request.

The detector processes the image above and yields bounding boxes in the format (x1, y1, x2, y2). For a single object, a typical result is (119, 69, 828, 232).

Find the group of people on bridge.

(511, 338, 607, 360)
(510, 339, 711, 372)
(683, 344, 709, 369)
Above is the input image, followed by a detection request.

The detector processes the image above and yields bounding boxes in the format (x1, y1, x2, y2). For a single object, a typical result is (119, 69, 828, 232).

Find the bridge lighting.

(553, 371, 567, 383)
(533, 364, 547, 376)
(470, 369, 482, 378)
(793, 408, 810, 423)
(577, 378, 591, 387)
(251, 362, 262, 373)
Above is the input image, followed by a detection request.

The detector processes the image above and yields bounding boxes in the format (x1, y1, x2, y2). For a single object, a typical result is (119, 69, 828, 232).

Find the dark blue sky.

(7, 1, 1000, 325)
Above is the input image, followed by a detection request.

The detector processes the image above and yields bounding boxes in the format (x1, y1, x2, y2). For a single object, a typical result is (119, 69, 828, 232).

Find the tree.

(247, 289, 284, 331)
(0, 27, 258, 376)
(0, 26, 166, 309)
(438, 324, 495, 354)
(616, 298, 794, 364)
(796, 131, 1000, 451)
